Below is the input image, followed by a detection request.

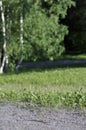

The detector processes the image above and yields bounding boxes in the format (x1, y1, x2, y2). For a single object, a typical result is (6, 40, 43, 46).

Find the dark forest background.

(64, 0, 86, 54)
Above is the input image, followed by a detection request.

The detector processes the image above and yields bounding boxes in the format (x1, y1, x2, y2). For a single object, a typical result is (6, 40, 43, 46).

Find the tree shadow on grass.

(15, 60, 86, 74)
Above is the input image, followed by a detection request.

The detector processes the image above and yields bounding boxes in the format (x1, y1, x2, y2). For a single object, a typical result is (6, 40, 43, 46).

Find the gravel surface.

(0, 104, 86, 130)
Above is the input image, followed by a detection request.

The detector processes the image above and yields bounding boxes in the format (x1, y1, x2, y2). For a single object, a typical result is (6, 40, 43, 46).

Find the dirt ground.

(0, 103, 86, 130)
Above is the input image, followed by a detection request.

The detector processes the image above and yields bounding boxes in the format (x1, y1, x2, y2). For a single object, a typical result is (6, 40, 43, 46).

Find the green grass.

(0, 67, 86, 108)
(59, 54, 86, 60)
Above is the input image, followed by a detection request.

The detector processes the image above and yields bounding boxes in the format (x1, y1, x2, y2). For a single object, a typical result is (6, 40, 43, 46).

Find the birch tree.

(19, 0, 24, 63)
(0, 1, 8, 74)
(15, 0, 24, 71)
(0, 0, 75, 72)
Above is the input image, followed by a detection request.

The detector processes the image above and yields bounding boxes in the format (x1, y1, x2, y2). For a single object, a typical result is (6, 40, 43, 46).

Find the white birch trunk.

(0, 1, 8, 74)
(20, 12, 23, 53)
(19, 13, 24, 65)
(15, 12, 24, 71)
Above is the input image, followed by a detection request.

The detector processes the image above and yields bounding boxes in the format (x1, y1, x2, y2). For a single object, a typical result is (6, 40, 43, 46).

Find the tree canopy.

(0, 0, 75, 72)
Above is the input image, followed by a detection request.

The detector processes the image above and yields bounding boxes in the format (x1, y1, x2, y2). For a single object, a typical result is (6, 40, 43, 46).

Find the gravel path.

(0, 104, 86, 130)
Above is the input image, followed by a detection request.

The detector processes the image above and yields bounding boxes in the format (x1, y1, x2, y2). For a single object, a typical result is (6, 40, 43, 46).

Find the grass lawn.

(0, 67, 86, 107)
(59, 54, 86, 60)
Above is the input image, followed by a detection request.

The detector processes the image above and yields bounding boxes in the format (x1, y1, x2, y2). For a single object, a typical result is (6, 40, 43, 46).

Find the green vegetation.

(0, 67, 86, 108)
(0, 1, 86, 109)
(24, 0, 75, 62)
(0, 0, 75, 72)
(59, 54, 86, 60)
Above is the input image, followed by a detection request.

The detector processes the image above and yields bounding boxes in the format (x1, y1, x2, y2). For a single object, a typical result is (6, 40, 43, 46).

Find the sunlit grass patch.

(0, 67, 86, 107)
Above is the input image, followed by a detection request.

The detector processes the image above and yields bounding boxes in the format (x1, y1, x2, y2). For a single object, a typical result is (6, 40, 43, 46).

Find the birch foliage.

(0, 0, 75, 72)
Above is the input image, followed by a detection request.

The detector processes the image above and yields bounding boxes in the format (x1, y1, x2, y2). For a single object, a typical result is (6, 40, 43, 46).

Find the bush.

(24, 0, 75, 61)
